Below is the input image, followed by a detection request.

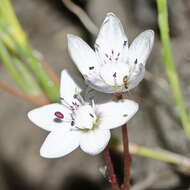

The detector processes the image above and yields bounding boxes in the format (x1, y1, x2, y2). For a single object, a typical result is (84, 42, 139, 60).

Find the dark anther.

(73, 94, 77, 99)
(89, 66, 95, 70)
(123, 40, 127, 46)
(71, 120, 75, 126)
(113, 72, 117, 78)
(89, 113, 94, 118)
(134, 59, 138, 64)
(54, 118, 63, 123)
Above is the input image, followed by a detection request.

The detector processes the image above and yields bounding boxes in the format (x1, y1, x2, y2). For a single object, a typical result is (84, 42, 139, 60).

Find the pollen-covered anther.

(123, 75, 129, 89)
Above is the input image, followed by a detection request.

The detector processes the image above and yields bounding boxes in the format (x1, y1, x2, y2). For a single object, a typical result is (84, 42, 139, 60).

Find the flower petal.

(128, 30, 154, 66)
(128, 64, 145, 90)
(60, 70, 86, 109)
(28, 103, 71, 131)
(85, 76, 122, 93)
(95, 12, 128, 61)
(80, 129, 110, 155)
(40, 127, 80, 158)
(96, 99, 139, 129)
(67, 34, 100, 76)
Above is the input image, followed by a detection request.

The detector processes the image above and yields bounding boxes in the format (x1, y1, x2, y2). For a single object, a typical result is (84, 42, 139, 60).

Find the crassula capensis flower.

(67, 12, 154, 93)
(28, 70, 138, 158)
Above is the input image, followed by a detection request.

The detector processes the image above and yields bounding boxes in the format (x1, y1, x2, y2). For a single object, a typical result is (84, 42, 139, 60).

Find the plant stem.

(0, 81, 49, 105)
(103, 145, 120, 190)
(156, 0, 190, 139)
(115, 142, 190, 174)
(0, 41, 27, 93)
(122, 125, 131, 190)
(115, 93, 131, 190)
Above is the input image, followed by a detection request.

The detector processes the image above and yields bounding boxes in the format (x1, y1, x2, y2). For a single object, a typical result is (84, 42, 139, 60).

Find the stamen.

(73, 93, 85, 105)
(89, 66, 95, 70)
(71, 120, 75, 126)
(113, 72, 117, 78)
(54, 118, 63, 123)
(60, 97, 73, 110)
(134, 59, 138, 64)
(123, 76, 129, 89)
(123, 40, 127, 46)
(91, 99, 95, 108)
(89, 113, 94, 118)
(72, 101, 80, 109)
(112, 50, 114, 55)
(55, 111, 64, 119)
(53, 116, 72, 123)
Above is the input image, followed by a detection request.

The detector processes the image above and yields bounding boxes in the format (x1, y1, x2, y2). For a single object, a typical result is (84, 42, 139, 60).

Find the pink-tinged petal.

(128, 30, 154, 66)
(80, 129, 110, 155)
(95, 12, 128, 62)
(40, 127, 80, 158)
(28, 103, 71, 131)
(96, 99, 139, 129)
(67, 34, 100, 77)
(60, 70, 86, 110)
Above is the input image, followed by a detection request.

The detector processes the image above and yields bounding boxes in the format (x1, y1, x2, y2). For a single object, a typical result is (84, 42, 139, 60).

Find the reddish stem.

(103, 145, 120, 190)
(0, 81, 50, 105)
(122, 124, 131, 190)
(115, 93, 131, 190)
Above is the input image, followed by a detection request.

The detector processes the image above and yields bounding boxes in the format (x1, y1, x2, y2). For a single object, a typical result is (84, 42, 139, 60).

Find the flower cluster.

(28, 12, 154, 158)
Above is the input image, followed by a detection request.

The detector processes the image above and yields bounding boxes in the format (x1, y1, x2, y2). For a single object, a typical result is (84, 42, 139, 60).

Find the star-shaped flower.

(67, 12, 154, 93)
(28, 70, 138, 158)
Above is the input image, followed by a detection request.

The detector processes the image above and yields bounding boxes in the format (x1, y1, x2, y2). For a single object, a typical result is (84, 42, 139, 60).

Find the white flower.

(67, 12, 154, 93)
(28, 70, 138, 158)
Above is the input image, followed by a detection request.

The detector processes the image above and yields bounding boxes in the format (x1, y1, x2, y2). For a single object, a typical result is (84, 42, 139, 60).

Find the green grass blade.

(156, 0, 190, 139)
(13, 57, 43, 96)
(0, 41, 28, 93)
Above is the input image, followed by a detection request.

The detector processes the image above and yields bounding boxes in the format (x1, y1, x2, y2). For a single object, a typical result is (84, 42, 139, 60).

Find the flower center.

(100, 63, 130, 89)
(72, 105, 98, 130)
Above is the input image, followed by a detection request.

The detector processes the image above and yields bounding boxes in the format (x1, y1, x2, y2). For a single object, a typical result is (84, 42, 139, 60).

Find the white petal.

(95, 12, 128, 61)
(28, 103, 71, 131)
(128, 64, 145, 90)
(80, 129, 110, 155)
(60, 70, 86, 108)
(128, 30, 154, 66)
(67, 34, 100, 76)
(40, 127, 80, 158)
(85, 76, 122, 93)
(96, 99, 139, 129)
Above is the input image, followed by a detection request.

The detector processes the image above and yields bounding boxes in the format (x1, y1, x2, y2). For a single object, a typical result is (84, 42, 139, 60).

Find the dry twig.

(61, 0, 98, 36)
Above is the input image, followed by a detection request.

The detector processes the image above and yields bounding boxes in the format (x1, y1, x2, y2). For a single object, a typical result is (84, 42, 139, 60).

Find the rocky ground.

(0, 0, 190, 189)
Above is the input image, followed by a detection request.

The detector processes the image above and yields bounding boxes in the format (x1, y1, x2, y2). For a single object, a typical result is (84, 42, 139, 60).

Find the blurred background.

(0, 0, 190, 189)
